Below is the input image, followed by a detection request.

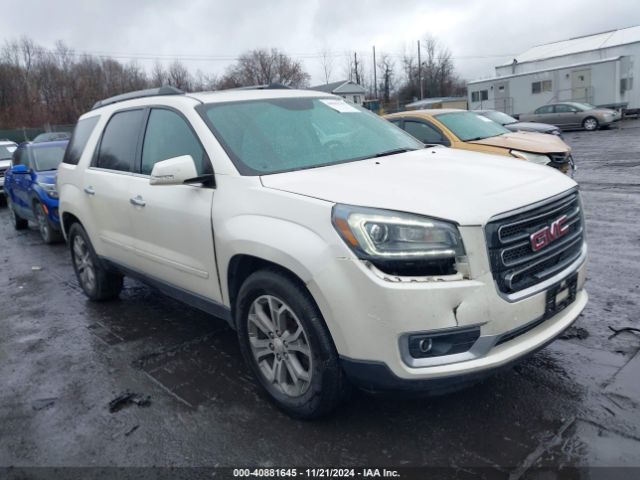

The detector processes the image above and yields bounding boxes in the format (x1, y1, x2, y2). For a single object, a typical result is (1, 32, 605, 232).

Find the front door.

(128, 108, 221, 302)
(10, 146, 34, 218)
(553, 104, 580, 128)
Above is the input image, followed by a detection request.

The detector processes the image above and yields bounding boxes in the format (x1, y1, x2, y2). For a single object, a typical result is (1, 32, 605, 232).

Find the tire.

(235, 269, 349, 419)
(68, 223, 123, 301)
(582, 116, 599, 131)
(7, 196, 28, 230)
(34, 201, 62, 244)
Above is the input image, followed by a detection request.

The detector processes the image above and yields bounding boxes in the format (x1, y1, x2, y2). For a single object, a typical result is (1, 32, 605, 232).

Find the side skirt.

(101, 258, 234, 328)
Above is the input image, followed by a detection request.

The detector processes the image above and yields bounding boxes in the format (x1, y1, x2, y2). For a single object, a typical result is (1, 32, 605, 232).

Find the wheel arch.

(61, 211, 82, 240)
(227, 253, 312, 323)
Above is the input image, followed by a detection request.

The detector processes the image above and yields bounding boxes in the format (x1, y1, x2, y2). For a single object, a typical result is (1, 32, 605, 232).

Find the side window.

(96, 109, 145, 172)
(471, 90, 488, 102)
(64, 115, 100, 165)
(141, 109, 208, 176)
(535, 105, 553, 114)
(403, 120, 447, 145)
(554, 104, 575, 113)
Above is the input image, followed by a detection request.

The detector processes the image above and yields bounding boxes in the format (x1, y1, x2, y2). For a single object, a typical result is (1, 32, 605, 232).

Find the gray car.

(476, 110, 563, 137)
(519, 102, 621, 131)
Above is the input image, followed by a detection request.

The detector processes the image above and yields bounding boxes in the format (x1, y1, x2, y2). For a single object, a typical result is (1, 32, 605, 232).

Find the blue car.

(5, 140, 68, 243)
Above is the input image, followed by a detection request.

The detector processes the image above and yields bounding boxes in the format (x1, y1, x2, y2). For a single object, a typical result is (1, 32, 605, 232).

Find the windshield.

(569, 102, 596, 111)
(435, 111, 510, 142)
(199, 97, 422, 175)
(0, 144, 16, 161)
(31, 144, 67, 170)
(480, 111, 517, 125)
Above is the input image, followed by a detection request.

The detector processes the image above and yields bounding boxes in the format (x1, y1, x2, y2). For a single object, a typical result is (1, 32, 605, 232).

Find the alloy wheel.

(584, 118, 598, 131)
(36, 205, 49, 242)
(73, 235, 96, 293)
(247, 294, 313, 397)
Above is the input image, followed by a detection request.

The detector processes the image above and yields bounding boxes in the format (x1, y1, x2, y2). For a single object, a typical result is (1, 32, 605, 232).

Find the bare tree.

(396, 35, 465, 106)
(150, 61, 167, 87)
(318, 48, 334, 84)
(0, 37, 317, 129)
(342, 51, 354, 82)
(377, 53, 395, 104)
(167, 60, 192, 90)
(220, 48, 309, 88)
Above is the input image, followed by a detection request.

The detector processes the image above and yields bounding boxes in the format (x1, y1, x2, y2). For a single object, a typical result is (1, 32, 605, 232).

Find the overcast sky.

(3, 0, 640, 86)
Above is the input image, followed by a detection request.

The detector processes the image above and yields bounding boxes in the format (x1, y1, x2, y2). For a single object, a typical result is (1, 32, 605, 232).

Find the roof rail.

(92, 86, 184, 110)
(228, 83, 291, 91)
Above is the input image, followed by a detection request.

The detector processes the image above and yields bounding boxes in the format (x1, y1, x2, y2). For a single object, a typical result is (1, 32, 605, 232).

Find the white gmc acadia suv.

(57, 86, 588, 418)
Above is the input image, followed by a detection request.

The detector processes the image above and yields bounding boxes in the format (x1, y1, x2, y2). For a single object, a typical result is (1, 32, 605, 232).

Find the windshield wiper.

(465, 136, 487, 142)
(371, 148, 416, 158)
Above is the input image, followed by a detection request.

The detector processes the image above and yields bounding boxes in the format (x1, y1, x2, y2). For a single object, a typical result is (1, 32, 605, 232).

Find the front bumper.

(341, 288, 587, 392)
(308, 229, 587, 387)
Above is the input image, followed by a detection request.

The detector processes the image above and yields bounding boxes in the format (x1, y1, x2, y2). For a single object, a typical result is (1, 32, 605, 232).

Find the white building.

(467, 25, 640, 115)
(309, 80, 366, 105)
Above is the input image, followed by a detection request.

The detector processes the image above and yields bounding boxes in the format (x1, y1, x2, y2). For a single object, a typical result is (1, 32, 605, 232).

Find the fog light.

(408, 327, 481, 359)
(418, 338, 433, 353)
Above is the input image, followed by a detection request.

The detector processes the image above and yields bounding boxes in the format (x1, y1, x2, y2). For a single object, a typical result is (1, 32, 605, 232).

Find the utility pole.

(417, 40, 423, 100)
(354, 52, 360, 85)
(372, 45, 377, 99)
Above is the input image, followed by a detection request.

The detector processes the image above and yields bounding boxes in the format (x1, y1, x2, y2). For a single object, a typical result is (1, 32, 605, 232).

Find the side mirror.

(149, 155, 198, 186)
(11, 165, 29, 174)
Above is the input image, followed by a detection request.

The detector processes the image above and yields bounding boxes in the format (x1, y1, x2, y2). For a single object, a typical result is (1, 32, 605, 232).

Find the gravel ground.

(0, 122, 639, 477)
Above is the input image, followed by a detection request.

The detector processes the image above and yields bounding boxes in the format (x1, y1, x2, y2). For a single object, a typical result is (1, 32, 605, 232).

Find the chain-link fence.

(0, 124, 74, 143)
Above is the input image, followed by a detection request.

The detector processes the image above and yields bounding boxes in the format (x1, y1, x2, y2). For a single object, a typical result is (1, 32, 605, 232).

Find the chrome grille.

(485, 190, 584, 294)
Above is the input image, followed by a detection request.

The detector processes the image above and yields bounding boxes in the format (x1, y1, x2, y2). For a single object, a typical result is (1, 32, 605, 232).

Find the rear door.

(128, 107, 221, 302)
(83, 108, 145, 266)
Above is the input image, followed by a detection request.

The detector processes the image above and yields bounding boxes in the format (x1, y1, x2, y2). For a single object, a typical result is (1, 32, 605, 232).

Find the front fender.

(218, 214, 336, 300)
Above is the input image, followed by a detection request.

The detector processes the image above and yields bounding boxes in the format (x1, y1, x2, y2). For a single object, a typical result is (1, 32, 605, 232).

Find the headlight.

(37, 182, 58, 199)
(332, 204, 465, 277)
(510, 149, 550, 166)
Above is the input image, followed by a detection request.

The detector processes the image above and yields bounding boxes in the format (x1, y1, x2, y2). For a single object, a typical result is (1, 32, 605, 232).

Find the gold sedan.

(385, 109, 574, 174)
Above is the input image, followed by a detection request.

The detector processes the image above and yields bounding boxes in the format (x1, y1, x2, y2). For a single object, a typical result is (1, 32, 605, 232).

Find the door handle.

(129, 195, 146, 207)
(84, 186, 95, 195)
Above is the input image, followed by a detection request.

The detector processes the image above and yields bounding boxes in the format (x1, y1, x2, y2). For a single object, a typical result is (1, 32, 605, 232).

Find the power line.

(31, 45, 516, 63)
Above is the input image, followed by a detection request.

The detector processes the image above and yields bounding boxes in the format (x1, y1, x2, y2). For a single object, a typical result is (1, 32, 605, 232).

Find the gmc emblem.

(530, 215, 569, 252)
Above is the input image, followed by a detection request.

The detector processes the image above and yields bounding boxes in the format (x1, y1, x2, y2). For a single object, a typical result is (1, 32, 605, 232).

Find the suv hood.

(261, 148, 576, 225)
(35, 171, 57, 184)
(468, 131, 570, 153)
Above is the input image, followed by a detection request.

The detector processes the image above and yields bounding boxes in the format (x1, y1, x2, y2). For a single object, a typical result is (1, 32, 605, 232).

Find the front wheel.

(35, 201, 62, 244)
(582, 117, 599, 131)
(68, 223, 123, 301)
(235, 269, 349, 419)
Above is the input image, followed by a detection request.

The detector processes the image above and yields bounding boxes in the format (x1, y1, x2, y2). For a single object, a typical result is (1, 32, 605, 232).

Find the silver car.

(519, 102, 621, 131)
